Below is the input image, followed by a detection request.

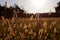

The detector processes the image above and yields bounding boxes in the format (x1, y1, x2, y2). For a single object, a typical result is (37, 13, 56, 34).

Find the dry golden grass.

(0, 17, 60, 40)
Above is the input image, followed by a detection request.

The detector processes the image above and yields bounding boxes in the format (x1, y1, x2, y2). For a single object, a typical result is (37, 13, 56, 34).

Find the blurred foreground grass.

(0, 18, 60, 40)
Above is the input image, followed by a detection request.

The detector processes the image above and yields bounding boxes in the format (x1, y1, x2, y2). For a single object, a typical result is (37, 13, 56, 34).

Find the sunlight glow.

(31, 0, 46, 7)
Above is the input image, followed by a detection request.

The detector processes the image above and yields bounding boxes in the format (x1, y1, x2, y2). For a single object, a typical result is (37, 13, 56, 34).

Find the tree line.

(0, 2, 60, 18)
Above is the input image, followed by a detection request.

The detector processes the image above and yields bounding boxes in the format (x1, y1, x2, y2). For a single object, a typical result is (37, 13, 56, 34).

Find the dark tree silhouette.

(14, 4, 26, 17)
(55, 2, 60, 17)
(0, 4, 27, 18)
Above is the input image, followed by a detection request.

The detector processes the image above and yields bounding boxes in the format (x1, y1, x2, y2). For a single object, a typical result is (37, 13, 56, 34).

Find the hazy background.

(0, 0, 60, 13)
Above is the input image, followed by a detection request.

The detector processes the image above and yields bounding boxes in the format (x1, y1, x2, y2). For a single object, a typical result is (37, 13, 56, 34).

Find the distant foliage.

(0, 2, 60, 18)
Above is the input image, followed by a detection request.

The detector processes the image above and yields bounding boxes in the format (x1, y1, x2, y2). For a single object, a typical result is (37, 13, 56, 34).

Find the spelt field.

(0, 17, 60, 40)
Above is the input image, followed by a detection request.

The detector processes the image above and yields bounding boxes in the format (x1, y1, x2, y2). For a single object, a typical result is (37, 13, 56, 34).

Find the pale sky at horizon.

(0, 0, 60, 13)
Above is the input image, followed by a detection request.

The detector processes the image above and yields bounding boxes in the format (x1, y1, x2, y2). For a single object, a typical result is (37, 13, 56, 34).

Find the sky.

(0, 0, 60, 13)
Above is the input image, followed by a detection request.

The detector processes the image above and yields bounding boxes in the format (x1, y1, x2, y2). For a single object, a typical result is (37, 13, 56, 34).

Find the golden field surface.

(0, 18, 60, 40)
